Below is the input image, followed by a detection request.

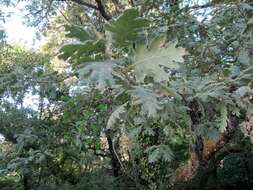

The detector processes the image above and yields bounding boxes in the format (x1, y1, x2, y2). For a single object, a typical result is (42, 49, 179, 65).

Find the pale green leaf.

(77, 61, 120, 89)
(130, 86, 162, 117)
(219, 104, 228, 133)
(106, 103, 127, 129)
(145, 145, 173, 163)
(133, 37, 186, 82)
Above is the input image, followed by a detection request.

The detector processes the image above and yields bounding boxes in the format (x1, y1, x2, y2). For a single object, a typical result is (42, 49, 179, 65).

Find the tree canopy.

(1, 0, 253, 190)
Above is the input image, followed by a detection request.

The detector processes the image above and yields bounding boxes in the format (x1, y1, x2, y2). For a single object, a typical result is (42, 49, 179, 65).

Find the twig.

(56, 7, 72, 24)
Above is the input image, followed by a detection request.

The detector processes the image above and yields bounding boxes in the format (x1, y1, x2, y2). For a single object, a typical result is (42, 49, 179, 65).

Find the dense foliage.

(1, 0, 253, 190)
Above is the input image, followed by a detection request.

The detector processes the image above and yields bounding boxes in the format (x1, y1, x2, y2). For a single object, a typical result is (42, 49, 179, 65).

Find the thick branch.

(67, 0, 112, 20)
(105, 132, 121, 177)
(128, 0, 135, 7)
(95, 0, 112, 20)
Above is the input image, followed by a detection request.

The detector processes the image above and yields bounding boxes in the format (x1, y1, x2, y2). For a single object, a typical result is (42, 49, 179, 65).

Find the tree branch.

(66, 0, 112, 20)
(128, 0, 135, 7)
(69, 0, 98, 10)
(95, 0, 112, 20)
(189, 3, 213, 9)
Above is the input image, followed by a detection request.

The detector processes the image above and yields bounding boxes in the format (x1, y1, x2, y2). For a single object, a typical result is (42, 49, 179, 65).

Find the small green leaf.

(90, 124, 96, 129)
(83, 110, 93, 119)
(61, 95, 70, 102)
(95, 140, 101, 150)
(63, 110, 71, 121)
(98, 104, 108, 111)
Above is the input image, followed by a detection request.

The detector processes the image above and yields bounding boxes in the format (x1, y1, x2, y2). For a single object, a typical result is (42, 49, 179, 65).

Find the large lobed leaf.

(105, 8, 149, 48)
(130, 86, 162, 117)
(59, 40, 106, 65)
(145, 145, 173, 163)
(58, 25, 106, 65)
(106, 103, 127, 130)
(133, 37, 186, 82)
(76, 61, 121, 90)
(64, 25, 94, 42)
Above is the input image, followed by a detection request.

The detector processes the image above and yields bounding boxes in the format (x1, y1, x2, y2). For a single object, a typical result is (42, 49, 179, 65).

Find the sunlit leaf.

(133, 37, 186, 82)
(77, 61, 121, 89)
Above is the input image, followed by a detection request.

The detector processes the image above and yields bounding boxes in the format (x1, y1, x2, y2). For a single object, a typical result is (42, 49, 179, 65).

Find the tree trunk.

(106, 134, 120, 177)
(22, 174, 30, 190)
